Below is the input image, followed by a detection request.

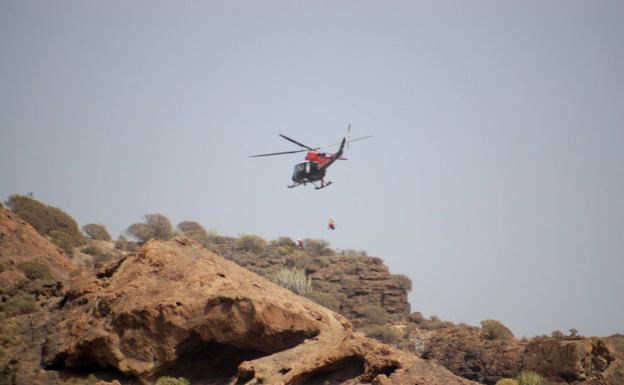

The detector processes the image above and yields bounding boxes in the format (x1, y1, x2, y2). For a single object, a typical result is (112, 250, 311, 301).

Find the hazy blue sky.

(1, 1, 623, 338)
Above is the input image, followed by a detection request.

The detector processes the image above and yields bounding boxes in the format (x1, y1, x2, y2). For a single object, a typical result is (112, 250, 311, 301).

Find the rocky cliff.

(400, 315, 619, 385)
(0, 207, 476, 385)
(1, 203, 622, 385)
(210, 239, 410, 322)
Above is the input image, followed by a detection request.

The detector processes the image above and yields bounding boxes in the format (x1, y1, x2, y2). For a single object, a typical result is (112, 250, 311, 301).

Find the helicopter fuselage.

(292, 161, 327, 184)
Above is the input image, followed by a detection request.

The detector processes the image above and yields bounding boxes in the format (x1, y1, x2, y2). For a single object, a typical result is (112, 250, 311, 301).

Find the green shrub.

(292, 254, 316, 271)
(6, 195, 85, 251)
(404, 323, 418, 336)
(270, 268, 311, 295)
(126, 223, 152, 242)
(144, 213, 173, 240)
(271, 237, 296, 255)
(1, 292, 37, 317)
(81, 245, 114, 267)
(496, 379, 519, 385)
(345, 261, 367, 274)
(516, 371, 546, 385)
(81, 245, 104, 256)
(392, 274, 412, 291)
(115, 235, 129, 250)
(481, 319, 514, 340)
(49, 229, 77, 254)
(236, 234, 268, 253)
(408, 312, 424, 324)
(177, 221, 210, 243)
(551, 330, 564, 338)
(303, 239, 332, 256)
(126, 213, 173, 242)
(607, 334, 624, 354)
(82, 223, 111, 241)
(271, 236, 296, 247)
(17, 261, 54, 281)
(304, 291, 340, 312)
(14, 209, 47, 233)
(569, 328, 578, 337)
(361, 305, 389, 325)
(275, 246, 293, 255)
(361, 324, 396, 343)
(155, 376, 190, 385)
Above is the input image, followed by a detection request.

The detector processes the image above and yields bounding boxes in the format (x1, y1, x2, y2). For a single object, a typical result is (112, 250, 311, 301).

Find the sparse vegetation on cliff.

(517, 371, 546, 385)
(155, 377, 190, 385)
(270, 267, 312, 295)
(304, 291, 340, 312)
(5, 194, 85, 253)
(82, 223, 111, 241)
(392, 273, 412, 291)
(496, 379, 519, 385)
(361, 305, 389, 325)
(0, 291, 37, 317)
(361, 324, 397, 343)
(236, 234, 268, 253)
(17, 261, 54, 281)
(177, 221, 211, 243)
(303, 238, 333, 256)
(126, 213, 173, 242)
(81, 244, 114, 267)
(481, 319, 514, 340)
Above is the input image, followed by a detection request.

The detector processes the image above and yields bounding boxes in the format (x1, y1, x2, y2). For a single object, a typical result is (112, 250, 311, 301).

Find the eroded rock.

(39, 238, 475, 385)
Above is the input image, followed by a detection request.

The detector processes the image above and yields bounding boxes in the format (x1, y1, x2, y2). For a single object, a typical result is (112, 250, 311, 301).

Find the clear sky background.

(1, 1, 623, 338)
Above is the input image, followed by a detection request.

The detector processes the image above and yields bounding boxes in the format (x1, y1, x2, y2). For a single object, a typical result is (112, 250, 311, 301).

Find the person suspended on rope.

(328, 218, 336, 230)
(297, 238, 304, 248)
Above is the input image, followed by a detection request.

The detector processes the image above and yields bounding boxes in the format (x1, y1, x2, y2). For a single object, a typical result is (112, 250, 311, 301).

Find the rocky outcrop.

(31, 238, 475, 385)
(405, 323, 524, 384)
(523, 337, 615, 384)
(214, 242, 410, 321)
(0, 207, 75, 286)
(403, 319, 621, 385)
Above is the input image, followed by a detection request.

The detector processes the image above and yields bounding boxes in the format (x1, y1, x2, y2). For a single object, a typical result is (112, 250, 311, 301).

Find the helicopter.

(250, 126, 372, 189)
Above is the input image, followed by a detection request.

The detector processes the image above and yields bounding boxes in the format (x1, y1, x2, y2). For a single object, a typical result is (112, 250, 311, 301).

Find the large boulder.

(410, 323, 524, 384)
(523, 337, 615, 384)
(37, 238, 476, 385)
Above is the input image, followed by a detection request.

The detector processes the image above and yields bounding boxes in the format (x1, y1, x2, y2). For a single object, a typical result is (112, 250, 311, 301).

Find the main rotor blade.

(279, 134, 314, 150)
(319, 135, 374, 150)
(249, 149, 307, 157)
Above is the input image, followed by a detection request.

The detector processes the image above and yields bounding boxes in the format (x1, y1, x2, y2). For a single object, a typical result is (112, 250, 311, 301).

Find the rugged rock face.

(0, 207, 75, 286)
(523, 337, 615, 384)
(405, 322, 524, 384)
(403, 317, 621, 385)
(212, 241, 410, 321)
(2, 205, 622, 385)
(604, 335, 624, 385)
(2, 231, 476, 385)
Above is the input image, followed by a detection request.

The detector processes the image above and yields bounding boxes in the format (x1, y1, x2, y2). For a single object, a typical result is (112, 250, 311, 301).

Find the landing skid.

(287, 181, 333, 190)
(314, 181, 333, 190)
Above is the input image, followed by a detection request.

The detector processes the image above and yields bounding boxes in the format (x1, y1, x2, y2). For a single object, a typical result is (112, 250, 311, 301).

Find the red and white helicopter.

(250, 125, 372, 189)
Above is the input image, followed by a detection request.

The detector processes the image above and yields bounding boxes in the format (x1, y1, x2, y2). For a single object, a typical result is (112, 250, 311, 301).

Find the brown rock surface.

(32, 237, 476, 385)
(0, 207, 75, 286)
(213, 242, 410, 321)
(523, 337, 615, 384)
(408, 323, 524, 384)
(402, 320, 622, 385)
